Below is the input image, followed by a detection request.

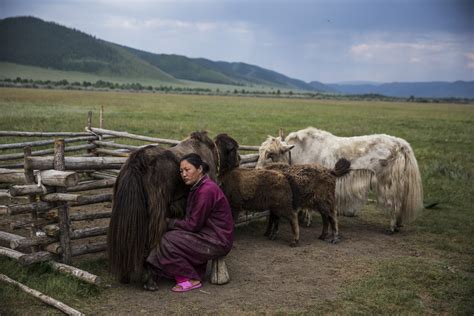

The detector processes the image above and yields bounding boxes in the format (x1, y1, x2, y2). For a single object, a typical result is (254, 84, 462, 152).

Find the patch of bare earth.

(86, 205, 421, 315)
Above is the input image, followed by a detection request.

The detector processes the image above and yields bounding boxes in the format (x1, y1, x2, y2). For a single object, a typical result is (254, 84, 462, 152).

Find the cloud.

(466, 52, 474, 69)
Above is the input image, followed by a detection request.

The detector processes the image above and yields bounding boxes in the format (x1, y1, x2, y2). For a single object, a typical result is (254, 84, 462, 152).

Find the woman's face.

(180, 160, 203, 186)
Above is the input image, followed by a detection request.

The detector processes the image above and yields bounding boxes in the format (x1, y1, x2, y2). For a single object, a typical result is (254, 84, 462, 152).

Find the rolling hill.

(0, 16, 327, 91)
(0, 16, 178, 83)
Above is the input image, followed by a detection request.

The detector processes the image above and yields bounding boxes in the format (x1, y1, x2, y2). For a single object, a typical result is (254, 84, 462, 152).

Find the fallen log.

(26, 156, 126, 170)
(0, 245, 23, 260)
(39, 170, 80, 187)
(0, 231, 26, 246)
(67, 178, 115, 192)
(10, 218, 56, 230)
(42, 193, 86, 203)
(0, 189, 11, 199)
(2, 201, 57, 215)
(70, 226, 108, 239)
(70, 210, 111, 221)
(0, 274, 84, 316)
(0, 168, 26, 184)
(8, 184, 54, 196)
(18, 251, 54, 265)
(50, 262, 101, 285)
(11, 235, 57, 249)
(46, 241, 107, 257)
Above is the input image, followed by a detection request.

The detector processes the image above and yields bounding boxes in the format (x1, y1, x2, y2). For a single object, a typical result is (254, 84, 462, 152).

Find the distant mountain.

(309, 81, 337, 92)
(124, 46, 319, 90)
(0, 16, 177, 82)
(0, 16, 331, 91)
(328, 81, 474, 98)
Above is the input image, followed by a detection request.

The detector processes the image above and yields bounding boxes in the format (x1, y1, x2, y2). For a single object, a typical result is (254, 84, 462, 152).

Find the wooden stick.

(1, 247, 101, 285)
(26, 156, 126, 170)
(238, 145, 260, 151)
(0, 135, 102, 150)
(239, 153, 259, 164)
(0, 131, 92, 137)
(93, 140, 146, 150)
(99, 106, 104, 129)
(11, 226, 108, 249)
(0, 274, 84, 316)
(87, 127, 180, 145)
(0, 144, 96, 161)
(3, 193, 112, 215)
(93, 148, 130, 157)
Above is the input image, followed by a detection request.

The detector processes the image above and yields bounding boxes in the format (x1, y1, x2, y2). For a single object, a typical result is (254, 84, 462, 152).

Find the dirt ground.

(1, 195, 420, 315)
(87, 206, 418, 315)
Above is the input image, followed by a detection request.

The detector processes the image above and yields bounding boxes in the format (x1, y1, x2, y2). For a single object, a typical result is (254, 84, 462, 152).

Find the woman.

(146, 153, 234, 292)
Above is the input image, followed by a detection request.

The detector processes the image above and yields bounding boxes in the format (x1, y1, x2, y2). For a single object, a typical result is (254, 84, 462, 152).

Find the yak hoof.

(143, 277, 159, 291)
(290, 240, 299, 247)
(330, 237, 340, 244)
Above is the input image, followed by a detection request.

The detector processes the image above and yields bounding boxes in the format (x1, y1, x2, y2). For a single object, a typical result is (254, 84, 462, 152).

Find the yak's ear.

(281, 144, 295, 153)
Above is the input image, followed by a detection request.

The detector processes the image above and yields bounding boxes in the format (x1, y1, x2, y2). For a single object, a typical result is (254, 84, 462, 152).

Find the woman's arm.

(169, 187, 215, 232)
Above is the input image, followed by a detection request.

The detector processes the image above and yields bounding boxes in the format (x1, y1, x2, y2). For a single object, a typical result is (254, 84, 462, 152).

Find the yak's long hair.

(256, 127, 423, 232)
(108, 131, 218, 282)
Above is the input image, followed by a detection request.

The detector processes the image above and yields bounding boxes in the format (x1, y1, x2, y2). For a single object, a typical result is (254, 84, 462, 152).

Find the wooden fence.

(0, 108, 262, 286)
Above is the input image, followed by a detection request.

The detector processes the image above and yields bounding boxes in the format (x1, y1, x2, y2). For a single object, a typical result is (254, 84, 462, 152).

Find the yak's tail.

(398, 145, 423, 224)
(108, 149, 150, 282)
(376, 142, 423, 225)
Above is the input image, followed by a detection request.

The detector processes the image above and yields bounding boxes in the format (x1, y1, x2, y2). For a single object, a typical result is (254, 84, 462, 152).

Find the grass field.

(0, 87, 473, 314)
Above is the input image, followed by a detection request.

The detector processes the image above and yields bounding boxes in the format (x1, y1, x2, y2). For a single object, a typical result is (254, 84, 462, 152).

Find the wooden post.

(99, 106, 104, 130)
(279, 128, 285, 140)
(24, 146, 39, 252)
(54, 139, 72, 264)
(86, 111, 95, 156)
(210, 257, 230, 285)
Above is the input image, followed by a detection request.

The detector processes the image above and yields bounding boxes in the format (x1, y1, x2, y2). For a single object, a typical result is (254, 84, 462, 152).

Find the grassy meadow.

(0, 87, 473, 314)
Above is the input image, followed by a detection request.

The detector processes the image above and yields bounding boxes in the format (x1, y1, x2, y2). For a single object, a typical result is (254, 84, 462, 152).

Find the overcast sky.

(1, 0, 473, 83)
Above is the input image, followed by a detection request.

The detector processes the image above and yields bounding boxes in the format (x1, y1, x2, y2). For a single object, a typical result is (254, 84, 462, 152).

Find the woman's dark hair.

(180, 153, 210, 173)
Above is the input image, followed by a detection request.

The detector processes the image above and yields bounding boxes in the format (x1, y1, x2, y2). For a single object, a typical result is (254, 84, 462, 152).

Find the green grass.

(0, 87, 473, 314)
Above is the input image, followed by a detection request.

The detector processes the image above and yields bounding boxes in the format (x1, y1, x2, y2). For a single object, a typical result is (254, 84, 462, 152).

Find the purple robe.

(146, 175, 234, 281)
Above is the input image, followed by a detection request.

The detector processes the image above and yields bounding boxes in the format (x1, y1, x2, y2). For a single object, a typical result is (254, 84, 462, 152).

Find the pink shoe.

(171, 280, 202, 293)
